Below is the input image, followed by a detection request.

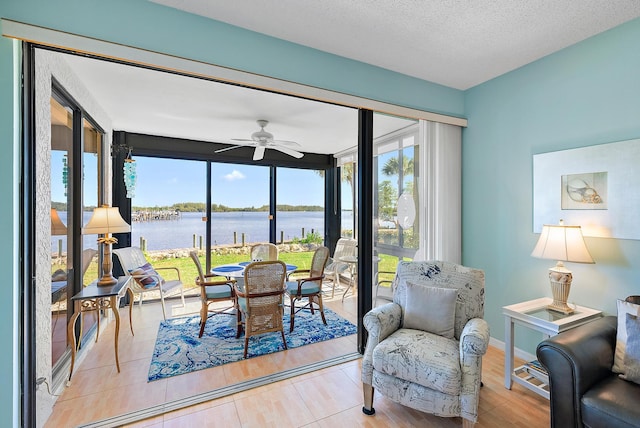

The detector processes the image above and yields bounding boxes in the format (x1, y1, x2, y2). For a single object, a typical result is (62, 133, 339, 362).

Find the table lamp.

(531, 220, 594, 314)
(83, 205, 131, 286)
(50, 208, 67, 236)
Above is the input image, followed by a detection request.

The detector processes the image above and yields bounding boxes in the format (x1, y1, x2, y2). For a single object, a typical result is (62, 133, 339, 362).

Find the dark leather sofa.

(537, 315, 640, 428)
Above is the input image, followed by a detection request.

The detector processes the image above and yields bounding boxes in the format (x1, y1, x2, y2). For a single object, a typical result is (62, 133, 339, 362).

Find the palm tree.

(381, 156, 413, 178)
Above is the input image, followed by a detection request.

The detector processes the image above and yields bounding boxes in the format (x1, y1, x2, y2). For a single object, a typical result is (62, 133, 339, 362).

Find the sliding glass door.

(49, 86, 104, 372)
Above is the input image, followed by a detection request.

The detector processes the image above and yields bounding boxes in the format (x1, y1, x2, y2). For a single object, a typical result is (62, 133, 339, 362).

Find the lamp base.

(547, 265, 574, 314)
(97, 275, 118, 287)
(547, 301, 575, 314)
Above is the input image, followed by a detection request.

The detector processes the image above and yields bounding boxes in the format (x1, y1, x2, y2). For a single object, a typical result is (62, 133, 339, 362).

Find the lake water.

(52, 211, 354, 252)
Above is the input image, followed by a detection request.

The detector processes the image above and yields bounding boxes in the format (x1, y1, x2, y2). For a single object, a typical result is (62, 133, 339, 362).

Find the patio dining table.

(211, 261, 298, 280)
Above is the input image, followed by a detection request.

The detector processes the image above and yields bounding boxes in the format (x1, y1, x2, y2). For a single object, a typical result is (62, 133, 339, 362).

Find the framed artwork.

(533, 138, 640, 240)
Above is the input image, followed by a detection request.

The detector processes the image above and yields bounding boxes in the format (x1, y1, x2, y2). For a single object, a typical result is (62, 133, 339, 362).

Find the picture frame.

(533, 138, 640, 240)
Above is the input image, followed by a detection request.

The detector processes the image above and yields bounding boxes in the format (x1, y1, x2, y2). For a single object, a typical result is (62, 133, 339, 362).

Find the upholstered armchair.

(362, 260, 489, 427)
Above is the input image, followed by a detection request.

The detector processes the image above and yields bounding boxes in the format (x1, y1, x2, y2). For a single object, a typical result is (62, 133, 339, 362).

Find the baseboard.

(489, 336, 537, 362)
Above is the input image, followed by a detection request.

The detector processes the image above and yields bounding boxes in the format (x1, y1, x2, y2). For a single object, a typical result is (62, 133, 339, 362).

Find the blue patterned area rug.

(148, 308, 357, 381)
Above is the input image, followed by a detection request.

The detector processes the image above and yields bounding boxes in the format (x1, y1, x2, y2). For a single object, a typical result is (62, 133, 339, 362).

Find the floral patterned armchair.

(362, 260, 489, 427)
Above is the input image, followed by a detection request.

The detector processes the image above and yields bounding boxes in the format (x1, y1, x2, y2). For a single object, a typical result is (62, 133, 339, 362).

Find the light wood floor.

(45, 288, 550, 427)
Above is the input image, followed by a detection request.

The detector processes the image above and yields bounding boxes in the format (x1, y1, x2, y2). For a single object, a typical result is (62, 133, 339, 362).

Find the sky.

(51, 153, 354, 209)
(131, 157, 332, 208)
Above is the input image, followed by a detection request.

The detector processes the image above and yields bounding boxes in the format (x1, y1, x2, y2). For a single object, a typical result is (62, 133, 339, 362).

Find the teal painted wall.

(4, 0, 640, 423)
(0, 1, 465, 423)
(463, 18, 640, 354)
(0, 0, 464, 117)
(0, 33, 19, 426)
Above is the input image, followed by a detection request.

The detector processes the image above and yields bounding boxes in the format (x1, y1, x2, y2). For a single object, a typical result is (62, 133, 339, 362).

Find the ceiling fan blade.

(214, 145, 244, 154)
(253, 146, 266, 161)
(272, 146, 304, 158)
(272, 139, 301, 148)
(231, 138, 254, 144)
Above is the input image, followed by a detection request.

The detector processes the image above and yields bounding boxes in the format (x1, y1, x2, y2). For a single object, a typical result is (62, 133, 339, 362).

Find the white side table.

(503, 297, 602, 399)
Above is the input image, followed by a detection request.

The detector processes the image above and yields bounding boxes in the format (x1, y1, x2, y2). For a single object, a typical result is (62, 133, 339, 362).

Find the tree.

(381, 156, 413, 180)
(378, 180, 397, 221)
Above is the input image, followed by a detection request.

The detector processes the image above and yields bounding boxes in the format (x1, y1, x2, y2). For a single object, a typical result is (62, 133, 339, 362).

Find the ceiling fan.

(215, 119, 304, 161)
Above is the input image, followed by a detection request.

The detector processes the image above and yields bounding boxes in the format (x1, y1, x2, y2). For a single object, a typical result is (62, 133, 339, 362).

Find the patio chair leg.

(318, 297, 327, 325)
(160, 295, 167, 320)
(331, 277, 339, 298)
(289, 297, 296, 333)
(180, 287, 186, 307)
(199, 305, 207, 338)
(243, 337, 249, 359)
(280, 330, 288, 350)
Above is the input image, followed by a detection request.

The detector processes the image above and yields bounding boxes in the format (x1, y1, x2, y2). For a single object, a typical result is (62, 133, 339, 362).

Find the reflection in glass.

(50, 96, 72, 367)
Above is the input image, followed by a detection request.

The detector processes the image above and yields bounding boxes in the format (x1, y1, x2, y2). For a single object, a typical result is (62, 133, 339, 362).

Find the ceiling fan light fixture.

(251, 129, 273, 142)
(214, 119, 304, 160)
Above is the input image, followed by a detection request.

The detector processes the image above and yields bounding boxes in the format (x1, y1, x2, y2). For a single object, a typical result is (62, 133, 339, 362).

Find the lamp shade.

(531, 222, 594, 264)
(50, 208, 67, 236)
(83, 205, 131, 235)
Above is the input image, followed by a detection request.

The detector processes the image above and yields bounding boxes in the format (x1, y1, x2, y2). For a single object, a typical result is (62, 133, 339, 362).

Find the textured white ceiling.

(56, 2, 640, 158)
(152, 0, 640, 90)
(60, 53, 415, 156)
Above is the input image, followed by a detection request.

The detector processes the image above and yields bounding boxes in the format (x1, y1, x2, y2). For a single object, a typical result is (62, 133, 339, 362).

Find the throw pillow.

(613, 299, 640, 374)
(403, 282, 457, 338)
(129, 262, 161, 289)
(620, 312, 640, 385)
(51, 269, 67, 282)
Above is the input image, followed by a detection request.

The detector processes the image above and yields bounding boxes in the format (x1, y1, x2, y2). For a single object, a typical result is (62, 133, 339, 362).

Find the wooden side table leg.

(95, 305, 100, 343)
(127, 288, 134, 336)
(110, 295, 121, 373)
(67, 311, 81, 381)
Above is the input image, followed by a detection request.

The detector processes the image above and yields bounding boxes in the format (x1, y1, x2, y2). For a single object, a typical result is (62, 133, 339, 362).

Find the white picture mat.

(533, 138, 640, 239)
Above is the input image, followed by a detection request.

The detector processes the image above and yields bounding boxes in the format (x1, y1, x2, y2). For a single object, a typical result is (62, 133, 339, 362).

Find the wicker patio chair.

(285, 246, 330, 332)
(189, 251, 236, 337)
(234, 260, 288, 358)
(249, 242, 279, 261)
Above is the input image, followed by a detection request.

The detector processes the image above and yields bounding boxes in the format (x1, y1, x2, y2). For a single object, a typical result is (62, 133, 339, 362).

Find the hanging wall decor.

(123, 149, 137, 198)
(62, 154, 68, 197)
(533, 137, 640, 240)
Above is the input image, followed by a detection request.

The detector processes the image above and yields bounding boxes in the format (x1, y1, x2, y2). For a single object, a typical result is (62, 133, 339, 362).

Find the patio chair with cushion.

(250, 242, 279, 261)
(189, 251, 236, 337)
(362, 260, 489, 427)
(286, 246, 330, 332)
(112, 246, 185, 320)
(234, 260, 288, 358)
(324, 238, 357, 298)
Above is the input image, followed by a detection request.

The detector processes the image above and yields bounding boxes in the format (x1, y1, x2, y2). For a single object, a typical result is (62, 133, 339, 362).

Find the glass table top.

(524, 307, 580, 322)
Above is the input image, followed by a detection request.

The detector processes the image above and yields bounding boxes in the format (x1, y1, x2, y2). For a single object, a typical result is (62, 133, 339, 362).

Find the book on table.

(523, 360, 548, 383)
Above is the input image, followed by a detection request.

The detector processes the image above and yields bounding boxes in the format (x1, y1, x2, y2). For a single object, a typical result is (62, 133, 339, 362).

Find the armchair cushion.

(393, 261, 484, 340)
(285, 281, 322, 295)
(372, 328, 461, 395)
(403, 283, 457, 338)
(204, 284, 233, 300)
(129, 262, 162, 288)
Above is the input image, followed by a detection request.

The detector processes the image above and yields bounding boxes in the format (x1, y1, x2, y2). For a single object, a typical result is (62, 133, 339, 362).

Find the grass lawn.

(64, 249, 401, 292)
(146, 251, 400, 292)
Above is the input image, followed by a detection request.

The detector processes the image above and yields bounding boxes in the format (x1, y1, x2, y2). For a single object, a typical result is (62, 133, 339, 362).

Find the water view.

(52, 210, 354, 252)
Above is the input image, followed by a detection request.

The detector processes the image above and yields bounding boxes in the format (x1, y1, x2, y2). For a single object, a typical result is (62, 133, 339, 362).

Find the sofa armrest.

(536, 315, 617, 428)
